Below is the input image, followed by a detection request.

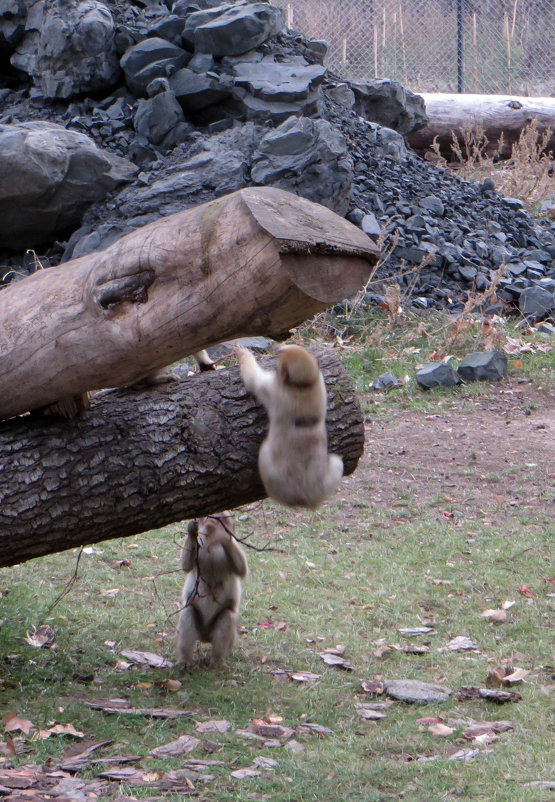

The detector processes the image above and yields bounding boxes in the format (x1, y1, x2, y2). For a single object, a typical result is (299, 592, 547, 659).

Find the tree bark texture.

(0, 186, 378, 421)
(0, 350, 364, 567)
(406, 93, 555, 159)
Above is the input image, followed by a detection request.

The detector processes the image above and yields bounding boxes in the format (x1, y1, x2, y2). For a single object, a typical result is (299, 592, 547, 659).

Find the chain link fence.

(274, 0, 555, 96)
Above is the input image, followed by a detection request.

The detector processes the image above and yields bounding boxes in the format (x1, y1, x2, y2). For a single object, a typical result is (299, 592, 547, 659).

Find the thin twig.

(42, 546, 84, 618)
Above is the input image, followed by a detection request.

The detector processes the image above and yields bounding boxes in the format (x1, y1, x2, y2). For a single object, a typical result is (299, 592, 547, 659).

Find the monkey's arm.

(222, 538, 248, 578)
(236, 347, 274, 401)
(181, 521, 199, 571)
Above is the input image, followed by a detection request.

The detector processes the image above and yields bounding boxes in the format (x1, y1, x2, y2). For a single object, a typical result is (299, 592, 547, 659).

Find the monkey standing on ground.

(176, 513, 247, 666)
(236, 344, 344, 509)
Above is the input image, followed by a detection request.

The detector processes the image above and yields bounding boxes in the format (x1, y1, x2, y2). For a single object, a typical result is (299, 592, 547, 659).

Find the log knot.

(94, 270, 155, 309)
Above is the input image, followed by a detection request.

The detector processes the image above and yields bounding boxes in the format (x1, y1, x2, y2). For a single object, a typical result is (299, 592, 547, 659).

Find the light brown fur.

(176, 513, 247, 667)
(236, 345, 343, 508)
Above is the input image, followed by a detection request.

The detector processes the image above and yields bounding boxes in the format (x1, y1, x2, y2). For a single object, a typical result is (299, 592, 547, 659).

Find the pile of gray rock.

(0, 0, 553, 323)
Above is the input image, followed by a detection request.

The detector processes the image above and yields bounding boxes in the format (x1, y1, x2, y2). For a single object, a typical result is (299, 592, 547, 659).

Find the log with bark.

(0, 350, 363, 567)
(0, 186, 379, 421)
(406, 93, 555, 159)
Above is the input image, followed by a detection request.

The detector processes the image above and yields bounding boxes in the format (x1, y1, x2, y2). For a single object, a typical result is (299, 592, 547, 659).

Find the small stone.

(384, 679, 452, 704)
(361, 212, 381, 240)
(457, 351, 507, 382)
(458, 265, 477, 282)
(347, 208, 365, 225)
(536, 321, 555, 335)
(480, 177, 495, 194)
(371, 372, 400, 391)
(519, 286, 554, 321)
(420, 195, 444, 216)
(416, 362, 460, 389)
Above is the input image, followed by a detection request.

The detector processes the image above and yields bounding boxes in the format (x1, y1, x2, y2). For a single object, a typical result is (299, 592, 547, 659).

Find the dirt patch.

(345, 380, 554, 523)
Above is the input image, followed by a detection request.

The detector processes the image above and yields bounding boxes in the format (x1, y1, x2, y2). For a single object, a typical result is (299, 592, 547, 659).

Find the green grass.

(1, 498, 553, 801)
(1, 311, 553, 800)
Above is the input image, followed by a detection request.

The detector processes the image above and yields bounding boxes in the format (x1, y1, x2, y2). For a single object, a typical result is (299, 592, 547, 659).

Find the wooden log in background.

(406, 93, 555, 159)
(0, 186, 379, 420)
(0, 350, 364, 567)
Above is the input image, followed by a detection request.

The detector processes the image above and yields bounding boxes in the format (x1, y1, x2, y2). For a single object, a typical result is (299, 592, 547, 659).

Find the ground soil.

(346, 380, 554, 525)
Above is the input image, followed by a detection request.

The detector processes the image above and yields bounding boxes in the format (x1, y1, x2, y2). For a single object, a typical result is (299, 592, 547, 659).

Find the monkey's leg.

(324, 454, 344, 494)
(176, 607, 201, 665)
(209, 609, 238, 666)
(194, 350, 215, 372)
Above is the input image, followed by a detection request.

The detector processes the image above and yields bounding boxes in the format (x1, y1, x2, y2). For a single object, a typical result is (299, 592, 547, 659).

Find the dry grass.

(449, 119, 554, 214)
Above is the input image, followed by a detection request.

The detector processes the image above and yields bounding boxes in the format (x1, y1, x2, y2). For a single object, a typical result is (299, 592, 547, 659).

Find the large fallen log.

(406, 93, 555, 159)
(0, 186, 378, 421)
(0, 350, 363, 567)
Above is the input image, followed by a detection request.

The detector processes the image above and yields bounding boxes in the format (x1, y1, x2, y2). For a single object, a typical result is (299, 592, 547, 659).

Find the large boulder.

(231, 53, 325, 122)
(183, 1, 284, 56)
(0, 0, 27, 51)
(63, 127, 256, 259)
(121, 37, 190, 97)
(350, 79, 428, 135)
(11, 0, 121, 98)
(250, 116, 353, 216)
(0, 121, 137, 249)
(169, 66, 232, 112)
(134, 89, 191, 147)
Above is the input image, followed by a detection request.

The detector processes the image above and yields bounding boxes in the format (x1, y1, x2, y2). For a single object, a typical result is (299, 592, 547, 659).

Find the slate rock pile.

(0, 0, 553, 323)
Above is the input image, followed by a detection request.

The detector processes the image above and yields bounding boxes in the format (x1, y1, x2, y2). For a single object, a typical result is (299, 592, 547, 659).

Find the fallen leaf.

(99, 588, 119, 597)
(486, 667, 507, 687)
(289, 671, 321, 683)
(444, 636, 480, 652)
(502, 600, 516, 609)
(480, 608, 507, 624)
(417, 717, 444, 724)
(399, 626, 435, 636)
(428, 723, 455, 736)
(3, 713, 34, 735)
(37, 723, 84, 739)
(252, 756, 278, 770)
(230, 768, 260, 779)
(111, 559, 131, 568)
(150, 734, 201, 757)
(502, 668, 529, 685)
(319, 652, 354, 670)
(361, 680, 384, 695)
(517, 585, 535, 597)
(402, 644, 430, 654)
(523, 781, 555, 790)
(83, 699, 190, 718)
(249, 720, 294, 739)
(162, 678, 182, 691)
(119, 650, 172, 669)
(114, 658, 132, 670)
(323, 645, 346, 656)
(463, 721, 513, 741)
(373, 644, 394, 658)
(0, 737, 16, 756)
(448, 748, 482, 761)
(459, 687, 522, 703)
(195, 720, 230, 734)
(296, 722, 334, 737)
(355, 705, 387, 720)
(24, 625, 56, 648)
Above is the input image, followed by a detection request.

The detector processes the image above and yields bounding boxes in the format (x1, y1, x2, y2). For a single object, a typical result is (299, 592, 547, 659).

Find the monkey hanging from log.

(236, 344, 344, 509)
(176, 513, 247, 667)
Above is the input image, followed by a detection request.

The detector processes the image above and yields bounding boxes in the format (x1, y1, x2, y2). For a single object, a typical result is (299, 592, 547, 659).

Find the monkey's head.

(277, 345, 320, 388)
(187, 520, 199, 539)
(199, 512, 235, 538)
